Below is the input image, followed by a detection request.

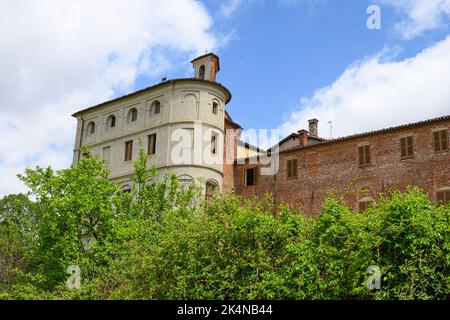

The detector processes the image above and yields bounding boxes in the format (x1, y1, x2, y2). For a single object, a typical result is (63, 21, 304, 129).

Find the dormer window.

(199, 65, 205, 80)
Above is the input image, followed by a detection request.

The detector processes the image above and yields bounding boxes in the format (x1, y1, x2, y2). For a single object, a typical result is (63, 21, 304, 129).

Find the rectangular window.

(211, 132, 218, 154)
(244, 168, 257, 186)
(287, 159, 298, 178)
(358, 145, 371, 167)
(124, 140, 133, 161)
(148, 134, 156, 155)
(437, 190, 450, 204)
(400, 136, 414, 159)
(212, 102, 218, 115)
(103, 146, 111, 163)
(433, 129, 449, 153)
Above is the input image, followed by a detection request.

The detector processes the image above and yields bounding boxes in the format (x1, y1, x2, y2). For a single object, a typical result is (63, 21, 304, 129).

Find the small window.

(211, 132, 218, 154)
(153, 101, 161, 115)
(178, 175, 194, 187)
(212, 102, 218, 115)
(358, 200, 373, 212)
(124, 140, 133, 161)
(148, 134, 156, 155)
(358, 198, 374, 212)
(436, 189, 450, 204)
(199, 65, 206, 80)
(244, 167, 257, 187)
(400, 136, 414, 159)
(358, 145, 371, 167)
(433, 130, 448, 153)
(205, 180, 218, 201)
(87, 121, 95, 135)
(287, 159, 298, 179)
(128, 108, 138, 123)
(107, 115, 116, 128)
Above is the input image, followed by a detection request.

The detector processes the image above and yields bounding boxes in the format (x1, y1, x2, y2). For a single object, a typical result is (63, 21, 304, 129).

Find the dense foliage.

(0, 150, 449, 300)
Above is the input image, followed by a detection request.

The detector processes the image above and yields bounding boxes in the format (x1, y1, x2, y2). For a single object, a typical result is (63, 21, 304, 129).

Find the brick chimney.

(298, 129, 309, 146)
(308, 119, 319, 137)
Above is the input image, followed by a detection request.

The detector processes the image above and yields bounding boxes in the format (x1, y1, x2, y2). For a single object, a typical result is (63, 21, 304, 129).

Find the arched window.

(178, 174, 194, 187)
(205, 180, 218, 201)
(199, 65, 206, 80)
(152, 100, 161, 115)
(127, 108, 138, 123)
(358, 197, 375, 212)
(121, 185, 132, 194)
(436, 187, 450, 204)
(87, 121, 95, 135)
(107, 115, 116, 128)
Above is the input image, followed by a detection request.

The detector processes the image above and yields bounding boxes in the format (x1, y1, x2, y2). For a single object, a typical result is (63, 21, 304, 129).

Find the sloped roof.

(72, 78, 231, 117)
(281, 115, 450, 154)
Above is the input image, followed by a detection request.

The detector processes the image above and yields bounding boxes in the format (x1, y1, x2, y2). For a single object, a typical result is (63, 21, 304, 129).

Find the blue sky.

(0, 0, 449, 195)
(134, 0, 450, 133)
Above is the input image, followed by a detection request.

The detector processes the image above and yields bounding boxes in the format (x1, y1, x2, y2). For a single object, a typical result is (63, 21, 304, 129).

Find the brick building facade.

(72, 53, 449, 214)
(232, 116, 450, 215)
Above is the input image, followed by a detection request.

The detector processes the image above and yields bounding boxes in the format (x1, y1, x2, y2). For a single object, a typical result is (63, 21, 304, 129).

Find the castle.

(72, 53, 450, 214)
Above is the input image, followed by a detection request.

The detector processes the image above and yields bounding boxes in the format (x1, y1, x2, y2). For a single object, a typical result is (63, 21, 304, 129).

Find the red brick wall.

(233, 119, 450, 216)
(222, 120, 238, 193)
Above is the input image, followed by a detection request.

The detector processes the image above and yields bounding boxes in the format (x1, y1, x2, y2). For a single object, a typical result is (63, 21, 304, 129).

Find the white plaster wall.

(73, 80, 228, 191)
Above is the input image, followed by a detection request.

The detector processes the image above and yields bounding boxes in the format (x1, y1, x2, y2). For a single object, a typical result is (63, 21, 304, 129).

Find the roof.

(267, 132, 326, 152)
(238, 140, 266, 154)
(225, 110, 243, 129)
(190, 52, 220, 71)
(236, 115, 450, 163)
(72, 78, 231, 117)
(281, 115, 450, 154)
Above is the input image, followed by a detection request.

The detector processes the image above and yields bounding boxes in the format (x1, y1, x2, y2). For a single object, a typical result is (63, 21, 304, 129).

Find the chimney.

(308, 119, 319, 137)
(298, 129, 309, 146)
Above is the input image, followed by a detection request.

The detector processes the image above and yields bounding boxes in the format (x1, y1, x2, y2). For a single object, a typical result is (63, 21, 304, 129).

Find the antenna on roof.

(327, 121, 333, 139)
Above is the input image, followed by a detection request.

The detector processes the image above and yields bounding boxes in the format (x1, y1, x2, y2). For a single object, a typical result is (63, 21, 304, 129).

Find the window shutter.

(407, 136, 413, 157)
(148, 134, 156, 155)
(358, 146, 364, 166)
(434, 131, 441, 152)
(441, 130, 448, 151)
(400, 138, 406, 158)
(125, 141, 133, 161)
(287, 160, 292, 178)
(437, 191, 445, 203)
(293, 159, 298, 177)
(365, 145, 371, 165)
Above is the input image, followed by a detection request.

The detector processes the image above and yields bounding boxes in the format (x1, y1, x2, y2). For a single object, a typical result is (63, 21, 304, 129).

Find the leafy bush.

(0, 149, 448, 300)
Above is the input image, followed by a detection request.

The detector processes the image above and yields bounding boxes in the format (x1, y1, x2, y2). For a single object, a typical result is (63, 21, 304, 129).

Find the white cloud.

(219, 0, 243, 18)
(280, 35, 450, 139)
(379, 0, 450, 39)
(0, 0, 221, 196)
